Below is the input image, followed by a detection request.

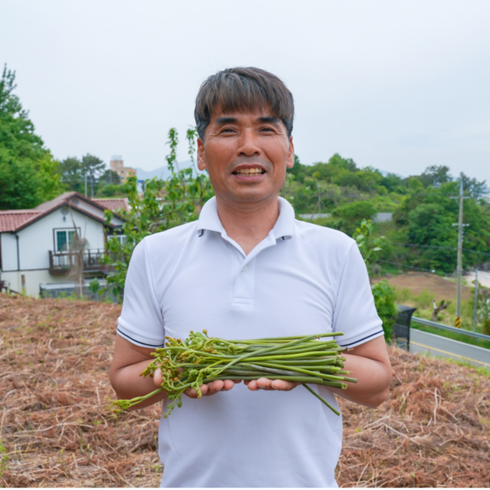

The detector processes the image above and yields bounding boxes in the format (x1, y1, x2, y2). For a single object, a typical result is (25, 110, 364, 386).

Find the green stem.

(301, 383, 340, 416)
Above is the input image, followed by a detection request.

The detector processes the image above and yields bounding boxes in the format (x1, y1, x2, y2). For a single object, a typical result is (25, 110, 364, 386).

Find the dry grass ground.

(373, 271, 472, 303)
(1, 293, 489, 488)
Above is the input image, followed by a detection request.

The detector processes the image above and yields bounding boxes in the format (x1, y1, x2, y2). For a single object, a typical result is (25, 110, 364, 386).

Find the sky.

(1, 0, 490, 182)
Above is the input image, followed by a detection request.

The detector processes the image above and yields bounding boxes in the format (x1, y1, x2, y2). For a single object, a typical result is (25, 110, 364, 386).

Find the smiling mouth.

(232, 168, 266, 175)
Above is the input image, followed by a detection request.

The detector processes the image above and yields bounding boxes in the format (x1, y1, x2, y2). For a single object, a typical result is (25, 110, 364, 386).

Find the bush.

(414, 289, 435, 310)
(394, 286, 412, 303)
(372, 280, 397, 341)
(482, 319, 490, 336)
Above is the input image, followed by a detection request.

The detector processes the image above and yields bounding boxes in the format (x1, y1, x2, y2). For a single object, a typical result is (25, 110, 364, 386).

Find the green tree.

(100, 127, 214, 298)
(0, 64, 63, 209)
(355, 219, 385, 270)
(393, 183, 490, 273)
(461, 173, 487, 200)
(333, 200, 376, 222)
(419, 165, 452, 188)
(326, 200, 376, 236)
(286, 154, 307, 183)
(371, 281, 397, 341)
(60, 153, 108, 195)
(354, 219, 396, 341)
(379, 172, 405, 194)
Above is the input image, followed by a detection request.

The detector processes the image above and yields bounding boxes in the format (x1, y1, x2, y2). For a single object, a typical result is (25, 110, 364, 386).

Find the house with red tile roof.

(0, 192, 126, 297)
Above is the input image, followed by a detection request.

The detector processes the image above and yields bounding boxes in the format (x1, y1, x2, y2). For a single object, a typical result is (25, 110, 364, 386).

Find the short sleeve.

(116, 239, 165, 348)
(332, 242, 384, 348)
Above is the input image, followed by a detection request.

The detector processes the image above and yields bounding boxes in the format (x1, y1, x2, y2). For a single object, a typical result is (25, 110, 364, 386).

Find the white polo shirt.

(117, 196, 383, 488)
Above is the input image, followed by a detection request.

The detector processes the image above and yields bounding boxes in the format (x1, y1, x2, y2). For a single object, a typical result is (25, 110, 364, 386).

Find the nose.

(237, 128, 261, 157)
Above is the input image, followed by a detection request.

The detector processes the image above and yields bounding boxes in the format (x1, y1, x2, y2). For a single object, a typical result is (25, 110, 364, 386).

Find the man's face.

(197, 109, 294, 208)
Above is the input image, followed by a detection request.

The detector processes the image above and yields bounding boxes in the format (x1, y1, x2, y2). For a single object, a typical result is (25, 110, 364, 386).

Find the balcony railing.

(49, 249, 108, 275)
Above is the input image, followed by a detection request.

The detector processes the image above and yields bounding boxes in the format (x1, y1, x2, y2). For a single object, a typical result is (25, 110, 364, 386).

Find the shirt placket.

(219, 232, 278, 307)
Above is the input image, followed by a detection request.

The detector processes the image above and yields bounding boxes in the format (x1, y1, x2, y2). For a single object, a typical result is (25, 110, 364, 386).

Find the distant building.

(110, 155, 136, 183)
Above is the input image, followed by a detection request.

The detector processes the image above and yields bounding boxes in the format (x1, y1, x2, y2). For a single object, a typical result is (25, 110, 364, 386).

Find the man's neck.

(215, 196, 280, 256)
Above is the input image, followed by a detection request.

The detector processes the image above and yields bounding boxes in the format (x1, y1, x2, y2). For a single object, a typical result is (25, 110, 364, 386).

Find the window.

(55, 229, 79, 252)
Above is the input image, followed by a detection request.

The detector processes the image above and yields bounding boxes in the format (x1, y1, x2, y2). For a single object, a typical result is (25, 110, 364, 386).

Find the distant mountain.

(135, 160, 199, 181)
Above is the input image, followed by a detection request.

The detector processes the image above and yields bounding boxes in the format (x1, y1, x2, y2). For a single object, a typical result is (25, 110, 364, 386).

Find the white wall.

(0, 269, 73, 297)
(70, 196, 106, 220)
(69, 196, 124, 226)
(0, 233, 18, 271)
(1, 208, 106, 272)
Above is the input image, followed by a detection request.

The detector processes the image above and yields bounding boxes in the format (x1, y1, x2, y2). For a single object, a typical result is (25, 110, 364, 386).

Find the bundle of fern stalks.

(112, 330, 357, 417)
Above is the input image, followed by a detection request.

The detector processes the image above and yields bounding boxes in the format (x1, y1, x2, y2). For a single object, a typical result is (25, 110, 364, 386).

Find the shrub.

(372, 280, 398, 341)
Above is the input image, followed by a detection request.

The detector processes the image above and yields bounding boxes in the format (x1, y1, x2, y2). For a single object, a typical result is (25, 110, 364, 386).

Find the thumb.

(154, 368, 163, 387)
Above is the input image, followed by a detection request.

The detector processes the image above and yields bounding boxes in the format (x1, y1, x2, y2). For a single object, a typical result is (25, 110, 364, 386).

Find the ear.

(286, 137, 295, 169)
(197, 138, 207, 171)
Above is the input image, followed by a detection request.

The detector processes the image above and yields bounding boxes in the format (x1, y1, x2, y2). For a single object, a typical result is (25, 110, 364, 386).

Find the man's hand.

(153, 369, 240, 398)
(153, 369, 298, 396)
(245, 378, 299, 391)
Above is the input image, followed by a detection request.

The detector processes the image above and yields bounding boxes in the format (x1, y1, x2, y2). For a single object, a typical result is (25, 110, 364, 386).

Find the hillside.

(1, 294, 489, 487)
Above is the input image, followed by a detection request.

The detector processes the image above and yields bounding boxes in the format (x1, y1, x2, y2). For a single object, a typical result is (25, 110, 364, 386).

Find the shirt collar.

(196, 196, 295, 240)
(196, 197, 224, 235)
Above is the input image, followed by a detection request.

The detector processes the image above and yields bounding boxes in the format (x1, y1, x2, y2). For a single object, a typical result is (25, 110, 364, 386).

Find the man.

(110, 67, 392, 487)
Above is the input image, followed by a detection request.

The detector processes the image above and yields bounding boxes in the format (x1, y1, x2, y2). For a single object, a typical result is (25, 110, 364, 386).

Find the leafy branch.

(97, 127, 214, 299)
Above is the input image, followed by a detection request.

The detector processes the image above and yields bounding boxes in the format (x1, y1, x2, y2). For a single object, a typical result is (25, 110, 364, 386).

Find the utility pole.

(456, 177, 463, 327)
(473, 268, 479, 331)
(84, 173, 88, 197)
(452, 174, 469, 328)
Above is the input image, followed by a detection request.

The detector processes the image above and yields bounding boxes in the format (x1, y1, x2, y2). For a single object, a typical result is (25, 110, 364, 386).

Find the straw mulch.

(1, 293, 489, 488)
(338, 350, 490, 487)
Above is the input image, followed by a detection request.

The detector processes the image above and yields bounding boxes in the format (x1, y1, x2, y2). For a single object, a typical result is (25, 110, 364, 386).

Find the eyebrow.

(257, 116, 280, 124)
(215, 116, 238, 125)
(214, 116, 281, 125)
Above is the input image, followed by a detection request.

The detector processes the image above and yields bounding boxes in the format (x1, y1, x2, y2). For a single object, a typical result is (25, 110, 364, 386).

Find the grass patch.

(411, 322, 490, 350)
(444, 358, 490, 378)
(0, 439, 8, 478)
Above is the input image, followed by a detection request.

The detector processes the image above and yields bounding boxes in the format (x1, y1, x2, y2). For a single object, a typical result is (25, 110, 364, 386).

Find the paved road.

(465, 270, 490, 288)
(410, 329, 490, 369)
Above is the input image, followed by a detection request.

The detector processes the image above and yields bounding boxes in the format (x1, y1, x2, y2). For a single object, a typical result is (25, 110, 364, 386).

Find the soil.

(1, 294, 489, 487)
(373, 271, 472, 303)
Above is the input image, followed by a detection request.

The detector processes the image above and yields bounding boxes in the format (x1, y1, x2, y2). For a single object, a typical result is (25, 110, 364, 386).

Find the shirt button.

(242, 266, 248, 272)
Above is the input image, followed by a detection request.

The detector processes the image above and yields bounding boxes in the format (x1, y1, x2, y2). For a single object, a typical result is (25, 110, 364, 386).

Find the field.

(1, 294, 489, 487)
(372, 271, 472, 303)
(373, 271, 488, 336)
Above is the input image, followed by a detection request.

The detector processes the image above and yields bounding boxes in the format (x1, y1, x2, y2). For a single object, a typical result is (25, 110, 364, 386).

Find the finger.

(153, 368, 163, 387)
(270, 380, 299, 391)
(222, 379, 236, 391)
(255, 378, 274, 390)
(185, 384, 208, 398)
(246, 379, 260, 391)
(204, 380, 225, 395)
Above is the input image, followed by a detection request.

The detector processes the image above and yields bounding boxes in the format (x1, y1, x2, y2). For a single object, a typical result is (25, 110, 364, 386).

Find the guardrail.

(411, 316, 490, 342)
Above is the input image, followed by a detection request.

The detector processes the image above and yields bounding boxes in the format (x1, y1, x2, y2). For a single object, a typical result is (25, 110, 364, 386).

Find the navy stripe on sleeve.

(339, 330, 384, 347)
(117, 327, 164, 348)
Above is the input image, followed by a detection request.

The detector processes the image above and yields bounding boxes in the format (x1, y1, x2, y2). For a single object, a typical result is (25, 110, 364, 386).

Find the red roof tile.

(0, 192, 125, 232)
(92, 198, 129, 212)
(0, 210, 40, 232)
(34, 192, 78, 212)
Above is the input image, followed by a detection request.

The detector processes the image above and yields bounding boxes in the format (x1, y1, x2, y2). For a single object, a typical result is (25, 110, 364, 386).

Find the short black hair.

(194, 67, 294, 140)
